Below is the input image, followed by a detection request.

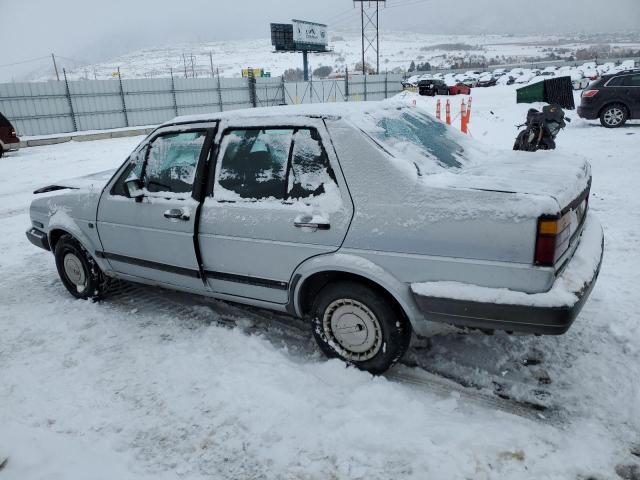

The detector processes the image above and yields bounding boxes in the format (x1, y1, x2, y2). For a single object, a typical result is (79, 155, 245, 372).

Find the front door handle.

(164, 208, 190, 221)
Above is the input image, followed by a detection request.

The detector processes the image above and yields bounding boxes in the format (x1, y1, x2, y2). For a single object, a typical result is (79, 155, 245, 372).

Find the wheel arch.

(290, 254, 427, 335)
(598, 101, 631, 118)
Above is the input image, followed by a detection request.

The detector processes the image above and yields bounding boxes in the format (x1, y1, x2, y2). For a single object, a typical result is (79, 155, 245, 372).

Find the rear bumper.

(577, 104, 599, 120)
(0, 141, 20, 152)
(411, 215, 604, 335)
(26, 228, 50, 251)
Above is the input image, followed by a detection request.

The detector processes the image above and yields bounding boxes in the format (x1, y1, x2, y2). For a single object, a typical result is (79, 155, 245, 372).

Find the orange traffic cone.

(445, 99, 451, 125)
(436, 99, 441, 120)
(461, 99, 468, 134)
(466, 96, 472, 123)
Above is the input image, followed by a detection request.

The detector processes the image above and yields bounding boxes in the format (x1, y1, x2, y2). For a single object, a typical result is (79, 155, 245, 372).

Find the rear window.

(355, 108, 466, 174)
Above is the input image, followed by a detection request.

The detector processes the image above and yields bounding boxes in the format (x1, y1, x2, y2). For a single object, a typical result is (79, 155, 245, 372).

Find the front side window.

(144, 131, 206, 194)
(112, 130, 206, 197)
(629, 75, 640, 87)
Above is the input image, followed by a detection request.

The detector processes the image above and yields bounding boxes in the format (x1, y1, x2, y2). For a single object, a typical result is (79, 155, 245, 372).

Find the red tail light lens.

(582, 89, 599, 98)
(534, 215, 571, 266)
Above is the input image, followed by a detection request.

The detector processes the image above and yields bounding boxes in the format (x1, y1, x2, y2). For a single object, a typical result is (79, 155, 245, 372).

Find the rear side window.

(213, 127, 337, 202)
(216, 129, 293, 201)
(607, 75, 631, 87)
(629, 75, 640, 87)
(288, 129, 336, 200)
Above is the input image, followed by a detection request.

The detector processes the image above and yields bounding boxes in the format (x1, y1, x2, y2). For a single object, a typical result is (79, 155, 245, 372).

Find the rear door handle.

(164, 208, 190, 221)
(294, 221, 330, 230)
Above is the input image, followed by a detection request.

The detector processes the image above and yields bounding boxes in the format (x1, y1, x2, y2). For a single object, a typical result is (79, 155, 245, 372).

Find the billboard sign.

(292, 19, 328, 47)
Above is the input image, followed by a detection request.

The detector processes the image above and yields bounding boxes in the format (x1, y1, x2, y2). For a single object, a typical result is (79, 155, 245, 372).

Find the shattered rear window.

(357, 108, 466, 174)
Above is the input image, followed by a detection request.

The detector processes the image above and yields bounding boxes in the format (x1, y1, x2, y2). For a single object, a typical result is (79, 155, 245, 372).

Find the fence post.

(62, 68, 77, 131)
(117, 67, 129, 127)
(344, 67, 349, 102)
(247, 68, 257, 108)
(364, 74, 367, 101)
(170, 67, 178, 116)
(281, 76, 286, 105)
(216, 68, 224, 112)
(384, 70, 388, 99)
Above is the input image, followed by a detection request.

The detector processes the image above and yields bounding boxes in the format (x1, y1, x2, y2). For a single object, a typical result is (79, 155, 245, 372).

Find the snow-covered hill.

(30, 32, 640, 81)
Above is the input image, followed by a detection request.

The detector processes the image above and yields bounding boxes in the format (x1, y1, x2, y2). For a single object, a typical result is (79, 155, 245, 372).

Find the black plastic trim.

(95, 251, 201, 278)
(205, 270, 289, 290)
(26, 228, 50, 251)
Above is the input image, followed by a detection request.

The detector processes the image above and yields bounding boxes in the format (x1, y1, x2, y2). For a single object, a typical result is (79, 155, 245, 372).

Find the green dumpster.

(516, 81, 545, 104)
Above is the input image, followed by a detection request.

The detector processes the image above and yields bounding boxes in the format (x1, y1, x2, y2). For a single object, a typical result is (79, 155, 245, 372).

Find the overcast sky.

(1, 0, 639, 81)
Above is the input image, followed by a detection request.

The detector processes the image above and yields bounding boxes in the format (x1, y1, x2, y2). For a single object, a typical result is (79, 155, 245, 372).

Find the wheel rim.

(63, 253, 87, 291)
(604, 108, 624, 126)
(322, 299, 383, 361)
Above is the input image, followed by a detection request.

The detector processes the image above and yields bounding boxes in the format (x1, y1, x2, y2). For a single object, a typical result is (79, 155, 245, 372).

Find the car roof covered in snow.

(161, 101, 403, 127)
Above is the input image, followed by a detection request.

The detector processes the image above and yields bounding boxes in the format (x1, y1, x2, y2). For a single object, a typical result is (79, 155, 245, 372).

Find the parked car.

(418, 79, 449, 96)
(0, 112, 20, 158)
(477, 76, 497, 87)
(449, 83, 471, 95)
(578, 69, 640, 127)
(26, 103, 603, 374)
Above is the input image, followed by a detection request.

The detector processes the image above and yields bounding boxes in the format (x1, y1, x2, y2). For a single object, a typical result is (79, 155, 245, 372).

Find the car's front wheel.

(54, 234, 108, 300)
(600, 104, 628, 128)
(310, 281, 412, 374)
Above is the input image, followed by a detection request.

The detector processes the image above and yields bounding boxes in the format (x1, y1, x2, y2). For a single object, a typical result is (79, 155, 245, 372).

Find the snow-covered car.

(26, 102, 604, 374)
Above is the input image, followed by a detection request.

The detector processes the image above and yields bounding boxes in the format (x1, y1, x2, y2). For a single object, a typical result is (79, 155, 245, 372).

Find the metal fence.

(0, 73, 403, 136)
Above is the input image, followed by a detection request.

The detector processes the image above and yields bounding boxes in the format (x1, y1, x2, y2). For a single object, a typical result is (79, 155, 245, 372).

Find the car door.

(96, 124, 214, 292)
(198, 118, 354, 304)
(626, 74, 640, 117)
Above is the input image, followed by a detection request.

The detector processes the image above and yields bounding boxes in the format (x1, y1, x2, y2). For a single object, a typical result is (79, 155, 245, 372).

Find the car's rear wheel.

(54, 234, 108, 300)
(310, 281, 412, 374)
(600, 104, 628, 128)
(0, 145, 4, 158)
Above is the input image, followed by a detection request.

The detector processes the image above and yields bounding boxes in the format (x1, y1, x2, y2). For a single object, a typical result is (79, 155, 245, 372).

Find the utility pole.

(209, 51, 215, 78)
(354, 0, 385, 75)
(182, 54, 188, 78)
(51, 53, 60, 81)
(360, 2, 365, 75)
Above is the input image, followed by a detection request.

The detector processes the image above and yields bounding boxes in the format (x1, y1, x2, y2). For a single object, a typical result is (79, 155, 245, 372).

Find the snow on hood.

(34, 169, 116, 194)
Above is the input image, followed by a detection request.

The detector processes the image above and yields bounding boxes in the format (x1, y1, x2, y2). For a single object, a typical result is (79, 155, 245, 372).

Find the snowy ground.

(1, 86, 639, 479)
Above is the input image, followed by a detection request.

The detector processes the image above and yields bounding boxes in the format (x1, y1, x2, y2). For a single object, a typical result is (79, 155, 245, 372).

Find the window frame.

(208, 125, 337, 203)
(110, 126, 213, 200)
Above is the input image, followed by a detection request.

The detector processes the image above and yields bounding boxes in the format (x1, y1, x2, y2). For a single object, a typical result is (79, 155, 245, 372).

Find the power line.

(0, 56, 50, 68)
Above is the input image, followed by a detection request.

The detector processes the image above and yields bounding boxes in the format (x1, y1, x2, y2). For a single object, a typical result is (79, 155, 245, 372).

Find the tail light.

(582, 89, 599, 98)
(534, 214, 571, 266)
(10, 129, 17, 137)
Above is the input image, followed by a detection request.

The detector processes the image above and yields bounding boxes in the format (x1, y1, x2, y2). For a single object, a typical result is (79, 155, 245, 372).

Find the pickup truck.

(26, 101, 604, 374)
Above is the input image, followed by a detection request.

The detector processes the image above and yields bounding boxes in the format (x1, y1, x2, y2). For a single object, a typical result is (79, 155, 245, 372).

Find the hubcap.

(323, 299, 382, 361)
(63, 253, 86, 290)
(604, 108, 624, 126)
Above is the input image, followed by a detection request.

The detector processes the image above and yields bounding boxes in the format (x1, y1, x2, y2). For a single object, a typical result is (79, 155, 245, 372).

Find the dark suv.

(578, 69, 640, 128)
(418, 79, 449, 96)
(0, 112, 20, 157)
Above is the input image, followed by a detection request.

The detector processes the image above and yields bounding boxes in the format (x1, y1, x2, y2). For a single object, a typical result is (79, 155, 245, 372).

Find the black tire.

(310, 281, 412, 375)
(0, 145, 4, 158)
(54, 234, 108, 300)
(599, 104, 628, 128)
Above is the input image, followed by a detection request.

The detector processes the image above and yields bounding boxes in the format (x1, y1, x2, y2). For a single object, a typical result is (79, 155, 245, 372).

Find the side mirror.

(125, 177, 144, 199)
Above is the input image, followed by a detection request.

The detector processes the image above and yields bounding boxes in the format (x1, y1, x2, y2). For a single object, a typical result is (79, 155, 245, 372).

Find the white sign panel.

(292, 19, 328, 47)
